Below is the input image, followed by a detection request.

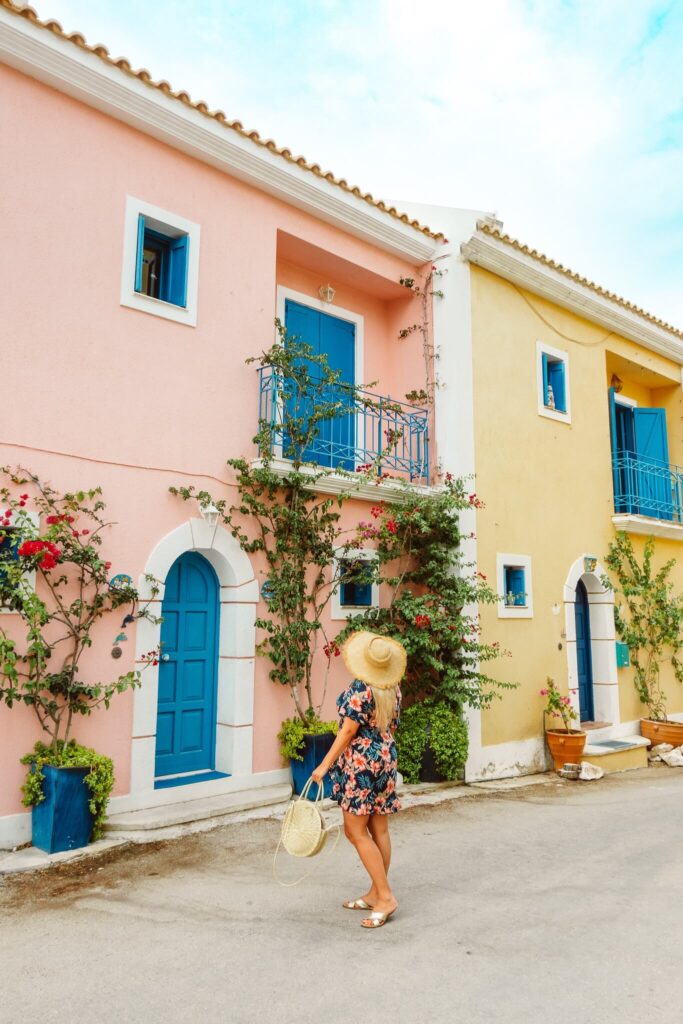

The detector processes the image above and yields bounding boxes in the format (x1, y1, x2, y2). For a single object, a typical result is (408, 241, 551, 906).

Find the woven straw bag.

(274, 777, 340, 886)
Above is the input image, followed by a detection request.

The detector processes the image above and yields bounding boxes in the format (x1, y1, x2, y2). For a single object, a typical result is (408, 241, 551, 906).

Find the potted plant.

(0, 469, 159, 853)
(277, 713, 339, 798)
(541, 677, 586, 770)
(395, 701, 468, 784)
(605, 533, 683, 747)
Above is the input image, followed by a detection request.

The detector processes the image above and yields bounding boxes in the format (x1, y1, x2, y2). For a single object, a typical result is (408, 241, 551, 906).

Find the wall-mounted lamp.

(318, 283, 336, 303)
(610, 374, 623, 393)
(199, 501, 220, 527)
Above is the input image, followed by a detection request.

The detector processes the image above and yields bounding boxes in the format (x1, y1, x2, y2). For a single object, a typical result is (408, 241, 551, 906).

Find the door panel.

(633, 407, 671, 519)
(284, 299, 356, 469)
(155, 552, 219, 778)
(575, 581, 595, 722)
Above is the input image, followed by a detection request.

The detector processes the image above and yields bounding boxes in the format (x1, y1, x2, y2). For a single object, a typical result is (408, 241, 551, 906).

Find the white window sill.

(250, 458, 436, 502)
(121, 290, 197, 327)
(539, 406, 571, 425)
(612, 514, 683, 542)
(498, 604, 533, 619)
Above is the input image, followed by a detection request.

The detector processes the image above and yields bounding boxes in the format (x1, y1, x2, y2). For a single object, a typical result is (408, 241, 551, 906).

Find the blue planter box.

(290, 732, 336, 800)
(32, 764, 94, 854)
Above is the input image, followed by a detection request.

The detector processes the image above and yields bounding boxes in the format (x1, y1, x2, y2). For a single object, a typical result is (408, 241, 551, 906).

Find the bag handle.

(272, 776, 341, 888)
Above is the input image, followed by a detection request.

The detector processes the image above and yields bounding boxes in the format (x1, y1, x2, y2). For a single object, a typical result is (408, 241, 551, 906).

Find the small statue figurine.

(546, 383, 555, 410)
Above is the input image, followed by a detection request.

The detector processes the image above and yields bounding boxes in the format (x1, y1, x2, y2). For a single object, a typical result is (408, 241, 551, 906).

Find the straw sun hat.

(341, 631, 407, 690)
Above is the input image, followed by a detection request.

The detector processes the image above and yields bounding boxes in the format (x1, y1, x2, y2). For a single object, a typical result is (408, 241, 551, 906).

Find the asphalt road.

(1, 768, 682, 1024)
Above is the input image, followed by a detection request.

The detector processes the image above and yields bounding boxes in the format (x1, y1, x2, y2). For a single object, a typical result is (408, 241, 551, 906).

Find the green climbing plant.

(395, 702, 469, 784)
(604, 532, 683, 721)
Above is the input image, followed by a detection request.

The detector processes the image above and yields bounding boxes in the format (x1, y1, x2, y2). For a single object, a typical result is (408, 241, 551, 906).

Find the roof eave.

(461, 231, 683, 365)
(0, 6, 440, 265)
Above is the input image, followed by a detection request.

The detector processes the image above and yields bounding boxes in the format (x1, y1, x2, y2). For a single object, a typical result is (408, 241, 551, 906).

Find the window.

(537, 342, 571, 423)
(0, 513, 39, 612)
(503, 566, 527, 607)
(497, 553, 533, 618)
(332, 549, 379, 619)
(121, 197, 200, 326)
(135, 218, 189, 307)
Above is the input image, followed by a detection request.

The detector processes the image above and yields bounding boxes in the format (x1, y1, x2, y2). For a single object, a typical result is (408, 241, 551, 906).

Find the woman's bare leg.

(343, 811, 397, 919)
(368, 814, 391, 875)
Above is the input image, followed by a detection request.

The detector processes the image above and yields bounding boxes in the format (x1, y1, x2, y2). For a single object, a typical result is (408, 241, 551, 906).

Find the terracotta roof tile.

(1, 0, 446, 243)
(479, 221, 683, 340)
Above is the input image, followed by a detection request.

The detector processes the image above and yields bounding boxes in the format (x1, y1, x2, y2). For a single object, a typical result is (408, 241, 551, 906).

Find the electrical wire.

(0, 439, 233, 487)
(512, 283, 616, 348)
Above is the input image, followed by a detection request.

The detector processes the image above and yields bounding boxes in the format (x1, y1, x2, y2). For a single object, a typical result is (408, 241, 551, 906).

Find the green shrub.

(21, 740, 114, 841)
(396, 702, 468, 784)
(277, 713, 338, 763)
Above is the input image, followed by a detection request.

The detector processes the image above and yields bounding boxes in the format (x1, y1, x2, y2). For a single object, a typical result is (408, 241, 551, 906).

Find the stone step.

(105, 784, 292, 838)
(582, 737, 649, 774)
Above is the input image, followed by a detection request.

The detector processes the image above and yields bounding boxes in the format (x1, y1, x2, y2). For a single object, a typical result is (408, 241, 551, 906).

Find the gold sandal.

(361, 909, 396, 929)
(342, 898, 374, 911)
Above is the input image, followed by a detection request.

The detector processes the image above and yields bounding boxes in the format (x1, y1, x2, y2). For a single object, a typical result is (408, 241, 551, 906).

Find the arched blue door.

(155, 552, 219, 778)
(574, 580, 595, 722)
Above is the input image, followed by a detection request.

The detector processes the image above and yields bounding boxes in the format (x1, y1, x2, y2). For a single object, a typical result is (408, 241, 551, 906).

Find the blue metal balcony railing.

(258, 367, 430, 484)
(612, 450, 683, 522)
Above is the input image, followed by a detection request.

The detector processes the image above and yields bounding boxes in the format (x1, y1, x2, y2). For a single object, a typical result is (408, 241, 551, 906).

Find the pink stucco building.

(0, 2, 445, 848)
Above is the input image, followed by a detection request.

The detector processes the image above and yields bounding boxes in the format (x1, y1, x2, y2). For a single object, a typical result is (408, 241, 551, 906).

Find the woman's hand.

(311, 763, 328, 784)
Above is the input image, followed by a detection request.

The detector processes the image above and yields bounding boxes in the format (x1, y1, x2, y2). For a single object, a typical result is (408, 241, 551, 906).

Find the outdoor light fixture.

(318, 283, 336, 303)
(199, 501, 220, 527)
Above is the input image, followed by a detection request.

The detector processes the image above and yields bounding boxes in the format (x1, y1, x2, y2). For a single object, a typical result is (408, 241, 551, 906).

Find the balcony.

(258, 367, 430, 485)
(612, 451, 683, 537)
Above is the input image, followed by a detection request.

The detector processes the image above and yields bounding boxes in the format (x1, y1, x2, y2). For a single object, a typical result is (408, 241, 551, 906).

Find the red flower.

(3, 519, 10, 527)
(18, 501, 26, 507)
(386, 519, 398, 534)
(46, 515, 60, 525)
(105, 561, 112, 570)
(445, 472, 453, 482)
(81, 529, 89, 536)
(72, 530, 79, 538)
(370, 504, 384, 519)
(415, 614, 431, 628)
(20, 494, 28, 501)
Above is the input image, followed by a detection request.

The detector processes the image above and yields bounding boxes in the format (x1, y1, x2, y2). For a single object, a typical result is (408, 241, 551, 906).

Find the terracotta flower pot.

(640, 719, 683, 748)
(545, 729, 587, 771)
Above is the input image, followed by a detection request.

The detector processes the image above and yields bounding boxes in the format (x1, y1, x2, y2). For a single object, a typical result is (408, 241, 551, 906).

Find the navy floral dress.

(330, 679, 401, 816)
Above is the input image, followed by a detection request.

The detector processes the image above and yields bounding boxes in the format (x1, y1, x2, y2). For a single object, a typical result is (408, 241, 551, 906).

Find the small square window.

(121, 197, 200, 326)
(504, 566, 527, 607)
(537, 342, 571, 423)
(135, 216, 189, 308)
(339, 558, 374, 607)
(332, 549, 379, 619)
(542, 354, 566, 413)
(497, 553, 533, 618)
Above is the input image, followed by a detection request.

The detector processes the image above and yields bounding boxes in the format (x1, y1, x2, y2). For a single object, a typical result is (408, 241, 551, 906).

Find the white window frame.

(536, 341, 571, 424)
(120, 196, 200, 327)
(331, 547, 379, 620)
(496, 553, 533, 619)
(0, 510, 39, 614)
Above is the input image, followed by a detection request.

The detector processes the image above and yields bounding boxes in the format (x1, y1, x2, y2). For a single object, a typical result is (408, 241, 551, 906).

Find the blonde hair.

(370, 684, 397, 732)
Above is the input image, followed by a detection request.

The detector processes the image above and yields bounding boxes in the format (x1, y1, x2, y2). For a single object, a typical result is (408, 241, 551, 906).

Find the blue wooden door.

(633, 407, 671, 519)
(155, 552, 219, 778)
(284, 299, 355, 469)
(575, 580, 594, 723)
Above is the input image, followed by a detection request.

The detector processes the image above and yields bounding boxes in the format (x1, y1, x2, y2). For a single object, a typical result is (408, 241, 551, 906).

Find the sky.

(36, 0, 683, 327)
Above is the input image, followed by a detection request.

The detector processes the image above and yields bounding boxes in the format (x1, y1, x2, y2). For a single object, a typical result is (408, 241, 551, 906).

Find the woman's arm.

(311, 718, 359, 783)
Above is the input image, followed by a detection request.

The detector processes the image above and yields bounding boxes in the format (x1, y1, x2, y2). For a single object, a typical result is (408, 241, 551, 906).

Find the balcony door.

(284, 299, 356, 470)
(609, 389, 672, 520)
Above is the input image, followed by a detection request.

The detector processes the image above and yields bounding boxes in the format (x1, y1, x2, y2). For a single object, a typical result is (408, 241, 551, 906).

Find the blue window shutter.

(548, 361, 566, 412)
(134, 215, 145, 293)
(353, 581, 372, 606)
(633, 407, 669, 464)
(505, 567, 526, 606)
(168, 235, 189, 307)
(542, 353, 550, 406)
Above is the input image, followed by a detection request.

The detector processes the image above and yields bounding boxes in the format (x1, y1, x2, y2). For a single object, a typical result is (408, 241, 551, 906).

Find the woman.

(312, 630, 405, 930)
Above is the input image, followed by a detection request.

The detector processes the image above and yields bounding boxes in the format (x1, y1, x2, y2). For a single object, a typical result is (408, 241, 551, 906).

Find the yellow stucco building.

(408, 204, 683, 778)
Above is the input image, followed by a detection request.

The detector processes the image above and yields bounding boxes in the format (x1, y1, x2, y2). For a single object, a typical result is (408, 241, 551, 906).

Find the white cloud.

(26, 0, 683, 324)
